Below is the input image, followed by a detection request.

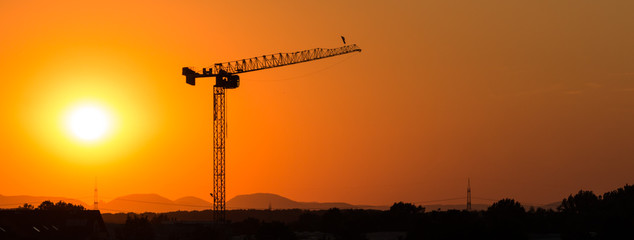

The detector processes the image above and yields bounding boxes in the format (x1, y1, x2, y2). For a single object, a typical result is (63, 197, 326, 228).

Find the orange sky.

(1, 0, 633, 207)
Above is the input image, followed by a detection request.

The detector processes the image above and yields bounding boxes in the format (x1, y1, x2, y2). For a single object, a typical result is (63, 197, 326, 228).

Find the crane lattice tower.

(183, 44, 361, 223)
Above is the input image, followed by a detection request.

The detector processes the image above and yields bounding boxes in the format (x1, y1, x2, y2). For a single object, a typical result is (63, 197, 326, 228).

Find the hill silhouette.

(228, 193, 301, 209)
(0, 194, 88, 209)
(174, 196, 211, 207)
(1, 193, 387, 212)
(226, 193, 388, 210)
(99, 194, 210, 213)
(1, 193, 560, 213)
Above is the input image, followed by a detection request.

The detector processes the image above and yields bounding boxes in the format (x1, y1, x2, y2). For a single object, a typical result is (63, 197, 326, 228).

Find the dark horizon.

(2, 184, 633, 239)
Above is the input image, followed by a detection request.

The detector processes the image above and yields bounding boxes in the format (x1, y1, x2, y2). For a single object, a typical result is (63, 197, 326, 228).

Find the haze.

(0, 0, 633, 207)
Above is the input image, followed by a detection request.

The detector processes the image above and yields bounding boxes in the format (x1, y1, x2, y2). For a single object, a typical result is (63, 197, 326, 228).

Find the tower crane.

(182, 44, 361, 223)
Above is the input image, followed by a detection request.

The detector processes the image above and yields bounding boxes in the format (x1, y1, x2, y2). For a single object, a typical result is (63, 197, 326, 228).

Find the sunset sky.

(1, 0, 633, 207)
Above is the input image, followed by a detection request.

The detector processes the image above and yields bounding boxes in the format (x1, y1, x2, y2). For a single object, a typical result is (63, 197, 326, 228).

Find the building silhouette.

(0, 209, 108, 240)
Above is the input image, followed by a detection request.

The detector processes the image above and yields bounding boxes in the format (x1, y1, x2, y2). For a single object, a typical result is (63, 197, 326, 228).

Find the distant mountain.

(226, 193, 560, 211)
(0, 193, 210, 213)
(99, 193, 387, 212)
(226, 193, 387, 210)
(174, 196, 212, 207)
(538, 201, 561, 210)
(227, 193, 301, 209)
(99, 194, 210, 213)
(0, 193, 560, 213)
(0, 194, 88, 209)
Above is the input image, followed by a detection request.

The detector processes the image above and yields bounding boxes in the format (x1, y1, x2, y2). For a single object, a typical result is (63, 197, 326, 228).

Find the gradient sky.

(1, 0, 633, 207)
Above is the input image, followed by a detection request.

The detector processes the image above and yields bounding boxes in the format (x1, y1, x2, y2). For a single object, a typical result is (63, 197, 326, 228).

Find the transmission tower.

(183, 44, 361, 223)
(467, 178, 472, 211)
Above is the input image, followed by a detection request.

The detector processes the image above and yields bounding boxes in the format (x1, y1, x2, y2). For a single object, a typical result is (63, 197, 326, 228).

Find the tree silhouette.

(488, 198, 525, 215)
(558, 190, 600, 239)
(18, 203, 34, 210)
(294, 212, 320, 231)
(321, 208, 344, 235)
(558, 190, 599, 214)
(601, 184, 634, 214)
(121, 215, 154, 240)
(389, 202, 424, 215)
(598, 185, 634, 239)
(388, 202, 424, 232)
(36, 200, 85, 211)
(232, 217, 261, 236)
(487, 198, 527, 239)
(256, 221, 296, 240)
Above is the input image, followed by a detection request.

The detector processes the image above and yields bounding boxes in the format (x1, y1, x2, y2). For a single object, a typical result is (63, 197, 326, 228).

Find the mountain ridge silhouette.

(1, 193, 559, 213)
(0, 194, 88, 209)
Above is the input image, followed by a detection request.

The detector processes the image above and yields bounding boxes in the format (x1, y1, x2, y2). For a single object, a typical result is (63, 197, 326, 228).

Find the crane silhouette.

(182, 43, 361, 223)
(341, 36, 346, 44)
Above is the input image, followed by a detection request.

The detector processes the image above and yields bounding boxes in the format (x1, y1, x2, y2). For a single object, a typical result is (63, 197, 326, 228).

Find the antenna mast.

(94, 178, 99, 211)
(467, 178, 472, 211)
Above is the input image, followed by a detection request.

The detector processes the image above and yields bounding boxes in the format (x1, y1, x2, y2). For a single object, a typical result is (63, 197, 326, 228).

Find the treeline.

(557, 185, 634, 239)
(14, 200, 86, 211)
(112, 184, 634, 240)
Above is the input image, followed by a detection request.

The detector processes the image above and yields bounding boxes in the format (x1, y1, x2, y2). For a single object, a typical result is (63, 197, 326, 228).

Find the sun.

(65, 104, 112, 142)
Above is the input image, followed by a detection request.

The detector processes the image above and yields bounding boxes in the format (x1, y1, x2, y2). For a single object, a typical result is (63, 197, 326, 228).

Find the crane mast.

(183, 44, 361, 223)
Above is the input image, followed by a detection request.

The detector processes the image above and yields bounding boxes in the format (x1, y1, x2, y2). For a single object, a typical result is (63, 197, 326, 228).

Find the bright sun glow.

(66, 104, 112, 142)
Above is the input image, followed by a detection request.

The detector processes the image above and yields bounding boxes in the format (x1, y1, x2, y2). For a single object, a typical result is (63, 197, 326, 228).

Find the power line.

(413, 197, 465, 204)
(472, 197, 498, 202)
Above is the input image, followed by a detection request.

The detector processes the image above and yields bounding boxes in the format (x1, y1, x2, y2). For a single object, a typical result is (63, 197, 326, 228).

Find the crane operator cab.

(216, 70, 240, 89)
(181, 67, 239, 89)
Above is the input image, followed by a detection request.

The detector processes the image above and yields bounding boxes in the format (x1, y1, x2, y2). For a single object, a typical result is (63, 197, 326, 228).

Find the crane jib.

(182, 44, 361, 86)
